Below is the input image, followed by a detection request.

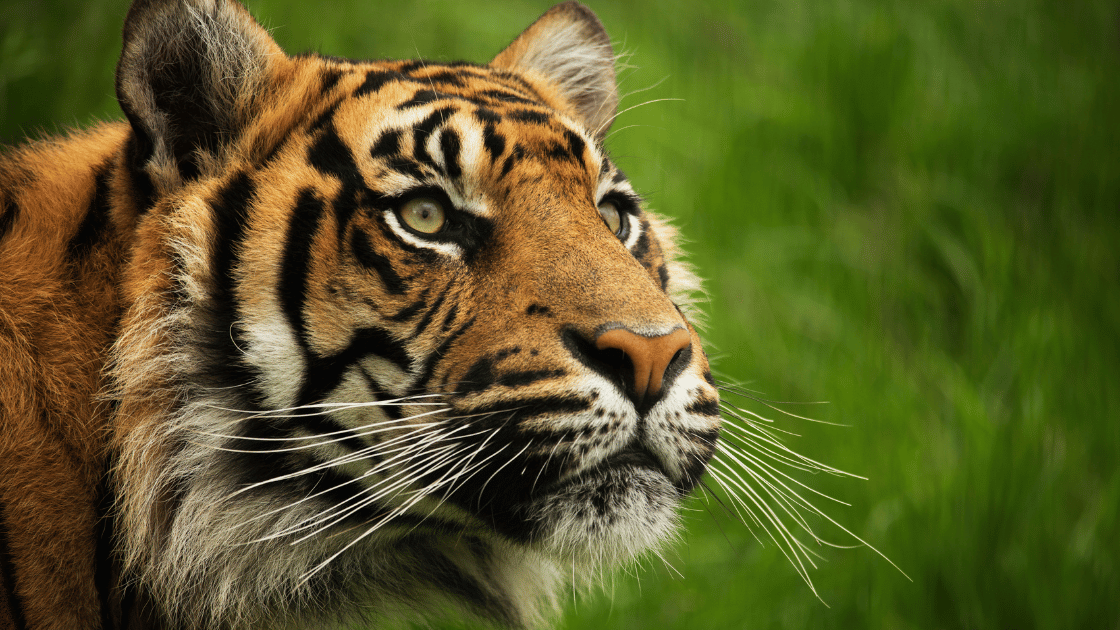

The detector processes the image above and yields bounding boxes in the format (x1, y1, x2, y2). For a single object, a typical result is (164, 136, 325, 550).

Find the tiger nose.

(595, 327, 692, 404)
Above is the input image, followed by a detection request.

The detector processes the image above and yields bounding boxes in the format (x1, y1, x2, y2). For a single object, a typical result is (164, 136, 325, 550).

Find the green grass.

(4, 0, 1118, 628)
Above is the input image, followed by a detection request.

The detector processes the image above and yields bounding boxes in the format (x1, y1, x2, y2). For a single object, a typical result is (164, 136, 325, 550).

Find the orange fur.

(0, 2, 716, 629)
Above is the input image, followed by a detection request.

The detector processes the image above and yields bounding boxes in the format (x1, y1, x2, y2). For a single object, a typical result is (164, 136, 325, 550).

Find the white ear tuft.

(490, 2, 619, 138)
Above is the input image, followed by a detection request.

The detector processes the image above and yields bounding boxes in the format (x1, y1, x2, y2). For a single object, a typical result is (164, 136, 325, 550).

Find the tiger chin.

(0, 0, 721, 629)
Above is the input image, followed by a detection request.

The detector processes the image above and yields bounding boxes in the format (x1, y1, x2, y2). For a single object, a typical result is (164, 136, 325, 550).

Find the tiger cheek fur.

(1, 1, 720, 629)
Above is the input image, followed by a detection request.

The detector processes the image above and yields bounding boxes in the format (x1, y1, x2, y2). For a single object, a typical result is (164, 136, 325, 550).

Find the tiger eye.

(598, 201, 622, 235)
(399, 197, 446, 234)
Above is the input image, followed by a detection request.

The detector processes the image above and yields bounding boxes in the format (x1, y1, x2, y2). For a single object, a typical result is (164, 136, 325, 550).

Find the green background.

(2, 0, 1117, 628)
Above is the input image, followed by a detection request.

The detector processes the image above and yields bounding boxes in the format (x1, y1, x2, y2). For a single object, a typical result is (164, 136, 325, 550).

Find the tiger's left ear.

(490, 1, 619, 138)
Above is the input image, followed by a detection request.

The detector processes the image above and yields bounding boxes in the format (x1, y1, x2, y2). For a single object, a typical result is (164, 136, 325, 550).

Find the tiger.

(0, 0, 724, 628)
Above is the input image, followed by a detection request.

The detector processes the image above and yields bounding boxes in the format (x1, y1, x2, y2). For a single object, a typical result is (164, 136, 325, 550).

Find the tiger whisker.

(707, 465, 823, 600)
(716, 383, 846, 426)
(593, 97, 684, 137)
(720, 417, 863, 478)
(717, 423, 824, 475)
(224, 420, 481, 502)
(617, 74, 669, 102)
(202, 394, 449, 419)
(397, 438, 515, 535)
(531, 437, 566, 496)
(718, 440, 850, 506)
(229, 431, 474, 533)
(198, 408, 451, 451)
(285, 443, 469, 545)
(474, 440, 534, 509)
(297, 439, 496, 582)
(257, 437, 470, 541)
(719, 423, 837, 477)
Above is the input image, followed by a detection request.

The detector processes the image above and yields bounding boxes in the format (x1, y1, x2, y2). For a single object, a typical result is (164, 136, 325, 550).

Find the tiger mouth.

(543, 445, 670, 495)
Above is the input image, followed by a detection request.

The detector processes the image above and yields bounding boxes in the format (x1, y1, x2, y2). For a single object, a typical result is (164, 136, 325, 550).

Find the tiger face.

(222, 55, 720, 561)
(101, 0, 718, 627)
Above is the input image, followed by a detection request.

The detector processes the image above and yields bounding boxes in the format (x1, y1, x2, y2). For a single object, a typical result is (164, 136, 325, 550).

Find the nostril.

(596, 347, 632, 376)
(670, 348, 684, 366)
(593, 327, 691, 406)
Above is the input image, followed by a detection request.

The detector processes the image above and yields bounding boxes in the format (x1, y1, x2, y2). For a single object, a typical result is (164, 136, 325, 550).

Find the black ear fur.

(115, 0, 281, 189)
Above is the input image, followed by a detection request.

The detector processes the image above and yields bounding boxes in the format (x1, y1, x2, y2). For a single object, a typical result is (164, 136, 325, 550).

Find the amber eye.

(598, 201, 623, 235)
(399, 197, 446, 234)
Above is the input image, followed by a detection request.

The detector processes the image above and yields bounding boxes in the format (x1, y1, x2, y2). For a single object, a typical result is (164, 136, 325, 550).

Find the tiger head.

(108, 0, 720, 627)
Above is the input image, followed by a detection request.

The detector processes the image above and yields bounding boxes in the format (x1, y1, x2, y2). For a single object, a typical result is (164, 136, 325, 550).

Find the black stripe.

(279, 188, 327, 340)
(482, 123, 505, 162)
(545, 140, 575, 163)
(440, 303, 459, 333)
(398, 89, 462, 110)
(396, 59, 429, 75)
(198, 172, 266, 409)
(404, 538, 514, 625)
(507, 109, 550, 125)
(309, 123, 362, 185)
(630, 227, 651, 261)
(499, 145, 525, 179)
(370, 129, 402, 160)
(439, 130, 462, 180)
(298, 325, 413, 406)
(124, 135, 156, 213)
(457, 353, 564, 395)
(685, 396, 720, 417)
(412, 107, 457, 171)
(474, 107, 501, 125)
(409, 315, 477, 395)
(656, 263, 670, 291)
(462, 394, 591, 420)
(389, 292, 429, 322)
(386, 158, 427, 182)
(497, 369, 565, 389)
(309, 100, 344, 132)
(67, 162, 113, 260)
(308, 122, 380, 240)
(421, 70, 467, 87)
(412, 282, 451, 337)
(477, 89, 536, 105)
(354, 70, 407, 97)
(320, 68, 343, 93)
(564, 129, 587, 163)
(0, 505, 29, 630)
(350, 229, 406, 295)
(0, 197, 18, 243)
(210, 172, 256, 293)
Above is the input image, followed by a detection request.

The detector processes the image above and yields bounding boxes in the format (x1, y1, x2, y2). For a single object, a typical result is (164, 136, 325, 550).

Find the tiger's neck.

(0, 123, 140, 629)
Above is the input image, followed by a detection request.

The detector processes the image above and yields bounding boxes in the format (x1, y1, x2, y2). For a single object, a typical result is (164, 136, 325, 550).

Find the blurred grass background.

(3, 0, 1118, 628)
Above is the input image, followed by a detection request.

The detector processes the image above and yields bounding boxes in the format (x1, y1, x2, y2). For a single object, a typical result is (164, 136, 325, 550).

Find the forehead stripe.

(370, 129, 402, 160)
(507, 109, 550, 125)
(482, 123, 506, 161)
(354, 70, 409, 97)
(412, 106, 457, 171)
(398, 89, 469, 110)
(439, 130, 463, 179)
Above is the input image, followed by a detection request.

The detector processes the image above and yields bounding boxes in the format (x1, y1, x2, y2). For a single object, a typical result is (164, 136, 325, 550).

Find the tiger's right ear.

(115, 0, 283, 192)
